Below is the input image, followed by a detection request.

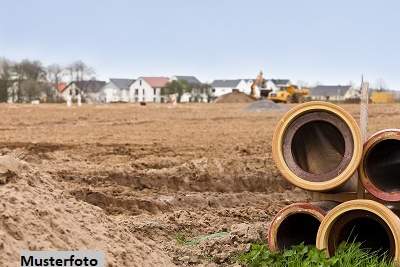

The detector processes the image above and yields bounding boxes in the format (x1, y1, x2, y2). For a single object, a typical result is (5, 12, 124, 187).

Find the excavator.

(268, 84, 309, 103)
(250, 71, 271, 98)
(250, 70, 309, 103)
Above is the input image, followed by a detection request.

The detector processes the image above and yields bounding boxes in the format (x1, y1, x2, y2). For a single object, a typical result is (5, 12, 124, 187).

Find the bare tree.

(0, 58, 13, 102)
(47, 64, 64, 85)
(13, 59, 46, 102)
(20, 80, 42, 101)
(47, 64, 65, 100)
(14, 59, 45, 81)
(67, 60, 95, 82)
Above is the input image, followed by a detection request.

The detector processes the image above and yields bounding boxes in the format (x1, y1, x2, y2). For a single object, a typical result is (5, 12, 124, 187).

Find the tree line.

(0, 57, 95, 103)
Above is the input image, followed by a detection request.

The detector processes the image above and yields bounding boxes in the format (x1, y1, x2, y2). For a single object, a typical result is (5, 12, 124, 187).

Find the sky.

(1, 0, 400, 88)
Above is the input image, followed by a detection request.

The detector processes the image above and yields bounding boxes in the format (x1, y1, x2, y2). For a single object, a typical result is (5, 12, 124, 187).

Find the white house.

(61, 80, 106, 103)
(211, 79, 259, 98)
(100, 78, 135, 103)
(310, 85, 359, 101)
(265, 79, 291, 93)
(129, 77, 169, 103)
(239, 79, 258, 96)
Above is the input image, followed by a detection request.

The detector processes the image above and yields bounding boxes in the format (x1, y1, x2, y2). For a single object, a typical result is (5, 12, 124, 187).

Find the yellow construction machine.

(250, 71, 265, 98)
(268, 85, 309, 103)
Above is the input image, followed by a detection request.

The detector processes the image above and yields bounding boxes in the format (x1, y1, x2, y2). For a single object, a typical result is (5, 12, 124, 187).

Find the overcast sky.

(1, 0, 399, 88)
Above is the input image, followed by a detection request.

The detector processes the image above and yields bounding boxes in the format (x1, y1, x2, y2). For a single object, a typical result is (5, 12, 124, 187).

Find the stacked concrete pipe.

(272, 101, 362, 192)
(359, 129, 400, 202)
(268, 101, 400, 263)
(316, 199, 400, 261)
(268, 201, 336, 251)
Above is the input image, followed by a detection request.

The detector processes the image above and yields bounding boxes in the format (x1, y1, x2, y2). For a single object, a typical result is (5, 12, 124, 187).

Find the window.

(153, 97, 156, 102)
(135, 89, 138, 95)
(140, 80, 142, 86)
(143, 89, 145, 95)
(153, 88, 157, 95)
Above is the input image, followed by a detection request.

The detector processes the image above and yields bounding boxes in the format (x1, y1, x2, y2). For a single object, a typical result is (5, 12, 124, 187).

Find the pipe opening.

(327, 210, 395, 259)
(276, 213, 320, 250)
(292, 121, 345, 174)
(365, 139, 400, 193)
(282, 111, 354, 182)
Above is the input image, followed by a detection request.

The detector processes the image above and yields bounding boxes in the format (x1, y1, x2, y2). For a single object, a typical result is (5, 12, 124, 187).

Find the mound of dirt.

(244, 99, 285, 112)
(0, 155, 173, 266)
(215, 91, 256, 103)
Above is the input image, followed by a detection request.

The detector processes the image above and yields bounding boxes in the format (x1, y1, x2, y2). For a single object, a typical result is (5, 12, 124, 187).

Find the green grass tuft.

(238, 242, 394, 267)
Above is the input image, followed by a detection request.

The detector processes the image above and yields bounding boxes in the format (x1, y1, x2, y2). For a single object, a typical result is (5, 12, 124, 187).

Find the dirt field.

(0, 102, 399, 266)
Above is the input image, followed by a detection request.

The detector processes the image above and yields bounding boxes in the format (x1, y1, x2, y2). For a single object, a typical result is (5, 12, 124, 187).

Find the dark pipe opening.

(327, 210, 395, 259)
(282, 111, 354, 182)
(292, 121, 345, 175)
(365, 139, 400, 193)
(276, 213, 320, 250)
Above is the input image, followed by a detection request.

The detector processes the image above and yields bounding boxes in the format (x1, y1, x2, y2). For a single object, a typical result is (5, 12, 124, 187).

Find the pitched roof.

(110, 78, 135, 90)
(310, 85, 351, 97)
(211, 79, 242, 88)
(174, 76, 201, 85)
(71, 80, 106, 93)
(56, 82, 67, 93)
(142, 77, 169, 88)
(270, 79, 290, 85)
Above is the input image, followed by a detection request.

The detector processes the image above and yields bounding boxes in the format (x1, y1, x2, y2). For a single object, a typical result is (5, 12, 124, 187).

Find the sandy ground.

(0, 102, 399, 266)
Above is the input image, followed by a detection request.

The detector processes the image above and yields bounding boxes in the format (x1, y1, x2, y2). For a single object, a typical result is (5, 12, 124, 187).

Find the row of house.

(210, 81, 363, 102)
(54, 75, 368, 104)
(58, 75, 207, 103)
(309, 85, 360, 101)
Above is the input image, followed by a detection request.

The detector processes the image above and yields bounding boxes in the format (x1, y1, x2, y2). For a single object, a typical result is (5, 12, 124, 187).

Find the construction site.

(2, 0, 400, 265)
(0, 98, 398, 266)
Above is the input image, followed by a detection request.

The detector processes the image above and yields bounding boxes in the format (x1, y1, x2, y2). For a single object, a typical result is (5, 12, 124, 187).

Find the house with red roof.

(129, 77, 169, 103)
(54, 82, 67, 94)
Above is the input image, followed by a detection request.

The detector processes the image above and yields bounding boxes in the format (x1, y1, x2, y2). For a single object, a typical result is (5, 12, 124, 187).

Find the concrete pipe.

(316, 199, 400, 262)
(359, 129, 400, 202)
(268, 201, 337, 252)
(272, 101, 362, 192)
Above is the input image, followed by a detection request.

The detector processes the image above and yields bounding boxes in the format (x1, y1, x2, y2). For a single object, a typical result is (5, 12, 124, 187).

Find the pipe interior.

(291, 121, 345, 175)
(365, 139, 400, 192)
(276, 212, 320, 250)
(327, 210, 395, 259)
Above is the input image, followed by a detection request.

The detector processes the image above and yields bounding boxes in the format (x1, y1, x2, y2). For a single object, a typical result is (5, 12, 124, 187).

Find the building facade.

(101, 78, 135, 103)
(129, 77, 169, 103)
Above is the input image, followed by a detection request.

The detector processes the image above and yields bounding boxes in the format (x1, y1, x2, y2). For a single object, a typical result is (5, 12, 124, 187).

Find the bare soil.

(0, 102, 398, 266)
(214, 91, 256, 103)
